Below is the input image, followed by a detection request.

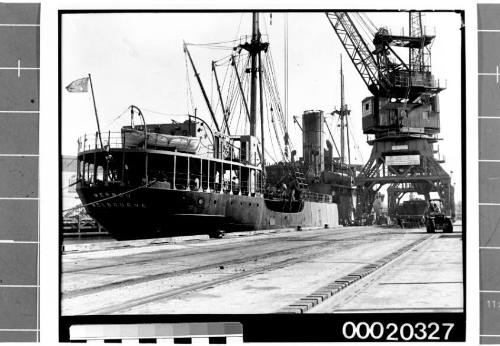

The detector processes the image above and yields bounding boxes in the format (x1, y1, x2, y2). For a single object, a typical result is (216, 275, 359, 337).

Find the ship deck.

(61, 224, 463, 315)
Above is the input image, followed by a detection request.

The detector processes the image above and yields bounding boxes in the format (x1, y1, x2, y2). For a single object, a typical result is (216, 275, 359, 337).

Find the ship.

(72, 13, 355, 240)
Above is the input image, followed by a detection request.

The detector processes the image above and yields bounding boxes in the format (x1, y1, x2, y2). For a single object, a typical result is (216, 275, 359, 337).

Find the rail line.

(63, 229, 393, 298)
(64, 231, 435, 315)
(63, 227, 391, 274)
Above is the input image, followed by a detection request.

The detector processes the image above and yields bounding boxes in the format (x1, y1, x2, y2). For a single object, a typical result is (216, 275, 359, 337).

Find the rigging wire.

(353, 13, 375, 43)
(260, 14, 292, 157)
(229, 54, 247, 134)
(226, 55, 247, 131)
(184, 41, 241, 51)
(262, 79, 279, 163)
(230, 55, 243, 133)
(210, 67, 215, 113)
(140, 108, 196, 118)
(102, 106, 133, 129)
(361, 12, 378, 34)
(186, 38, 244, 46)
(348, 122, 364, 163)
(242, 56, 251, 135)
(265, 52, 287, 134)
(184, 52, 195, 114)
(234, 54, 251, 135)
(234, 13, 244, 42)
(265, 117, 279, 163)
(261, 52, 292, 156)
(284, 13, 289, 139)
(224, 54, 238, 132)
(262, 66, 287, 161)
(268, 101, 286, 161)
(351, 14, 378, 59)
(216, 58, 233, 125)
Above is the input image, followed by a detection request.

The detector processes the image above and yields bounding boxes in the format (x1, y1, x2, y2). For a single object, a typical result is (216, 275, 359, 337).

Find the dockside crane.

(325, 12, 455, 225)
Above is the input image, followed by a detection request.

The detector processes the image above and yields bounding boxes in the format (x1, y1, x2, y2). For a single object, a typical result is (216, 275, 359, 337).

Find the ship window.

(213, 200, 217, 205)
(249, 203, 251, 206)
(96, 166, 104, 182)
(365, 103, 369, 110)
(88, 163, 94, 182)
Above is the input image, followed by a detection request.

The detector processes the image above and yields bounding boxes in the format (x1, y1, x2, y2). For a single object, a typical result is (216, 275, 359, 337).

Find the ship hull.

(77, 185, 339, 239)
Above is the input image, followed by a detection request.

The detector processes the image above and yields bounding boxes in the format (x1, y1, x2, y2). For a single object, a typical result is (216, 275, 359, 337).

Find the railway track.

(62, 228, 439, 315)
(63, 226, 386, 274)
(63, 229, 394, 298)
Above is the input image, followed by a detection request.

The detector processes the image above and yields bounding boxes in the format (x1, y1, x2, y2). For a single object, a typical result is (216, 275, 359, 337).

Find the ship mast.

(340, 57, 345, 163)
(334, 55, 351, 165)
(249, 13, 259, 137)
(239, 12, 269, 168)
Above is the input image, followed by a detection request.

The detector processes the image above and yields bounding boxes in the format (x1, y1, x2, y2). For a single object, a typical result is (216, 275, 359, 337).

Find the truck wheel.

(443, 220, 453, 233)
(426, 220, 435, 233)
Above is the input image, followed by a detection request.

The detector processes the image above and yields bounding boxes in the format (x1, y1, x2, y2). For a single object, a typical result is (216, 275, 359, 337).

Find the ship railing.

(397, 25, 436, 37)
(77, 131, 216, 158)
(238, 34, 269, 46)
(390, 73, 441, 89)
(78, 132, 124, 152)
(263, 188, 333, 203)
(389, 72, 446, 91)
(301, 191, 333, 203)
(149, 170, 260, 196)
(81, 167, 260, 197)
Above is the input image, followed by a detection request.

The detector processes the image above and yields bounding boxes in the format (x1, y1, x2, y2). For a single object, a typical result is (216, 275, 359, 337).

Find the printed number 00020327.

(342, 321, 455, 341)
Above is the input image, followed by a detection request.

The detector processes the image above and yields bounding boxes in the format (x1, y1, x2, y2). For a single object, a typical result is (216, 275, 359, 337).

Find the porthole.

(213, 200, 217, 205)
(249, 203, 252, 206)
(198, 198, 204, 206)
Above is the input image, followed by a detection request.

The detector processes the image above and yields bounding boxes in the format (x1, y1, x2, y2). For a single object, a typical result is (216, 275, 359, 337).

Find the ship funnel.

(302, 110, 325, 176)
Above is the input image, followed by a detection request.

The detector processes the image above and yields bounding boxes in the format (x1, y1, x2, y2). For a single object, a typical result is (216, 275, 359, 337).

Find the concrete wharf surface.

(61, 225, 463, 315)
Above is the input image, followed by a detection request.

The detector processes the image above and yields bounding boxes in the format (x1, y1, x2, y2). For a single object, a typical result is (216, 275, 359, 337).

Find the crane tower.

(326, 12, 455, 222)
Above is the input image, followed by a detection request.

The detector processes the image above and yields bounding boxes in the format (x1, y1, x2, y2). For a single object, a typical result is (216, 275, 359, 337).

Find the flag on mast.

(66, 77, 89, 92)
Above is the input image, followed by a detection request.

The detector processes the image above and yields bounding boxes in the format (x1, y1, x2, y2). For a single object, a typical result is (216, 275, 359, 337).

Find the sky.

(61, 11, 463, 201)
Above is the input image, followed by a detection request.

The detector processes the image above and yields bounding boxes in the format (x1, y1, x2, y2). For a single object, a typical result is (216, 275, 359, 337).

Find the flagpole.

(88, 73, 103, 149)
